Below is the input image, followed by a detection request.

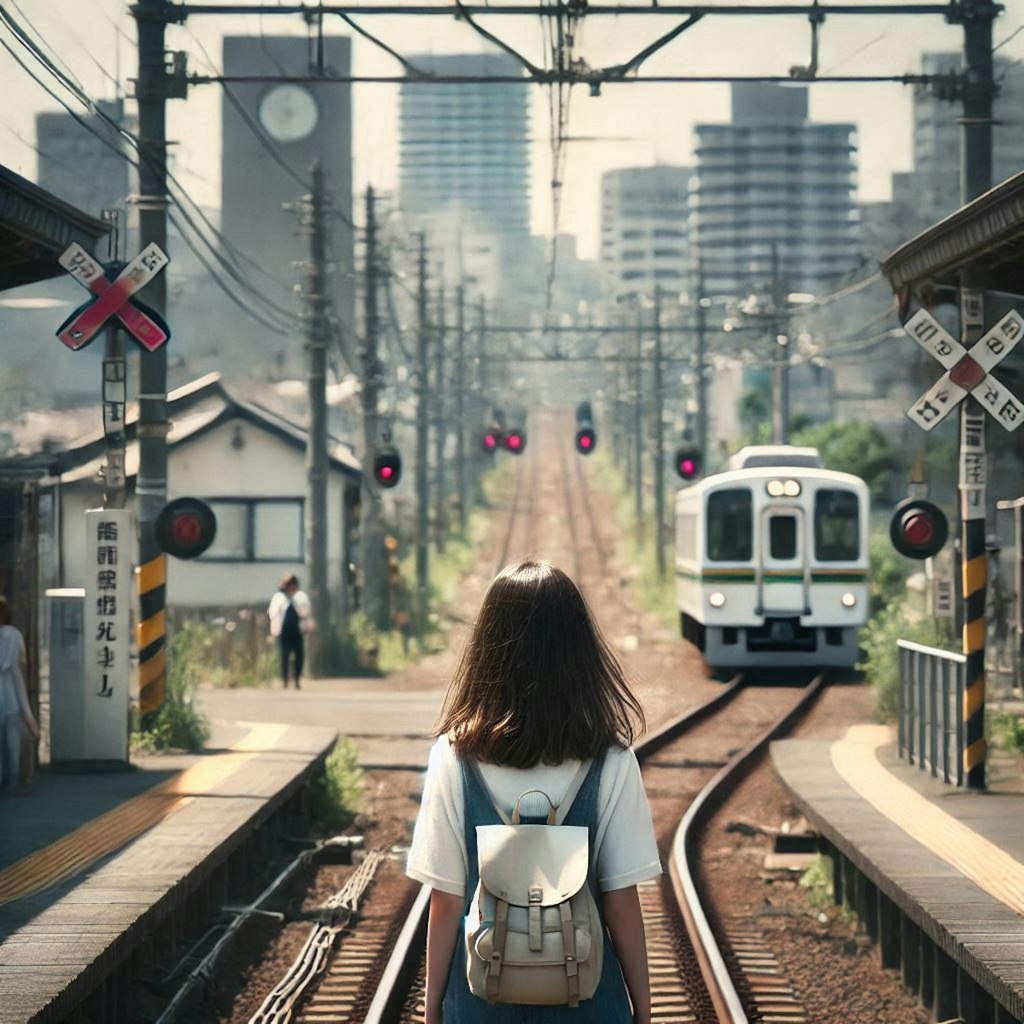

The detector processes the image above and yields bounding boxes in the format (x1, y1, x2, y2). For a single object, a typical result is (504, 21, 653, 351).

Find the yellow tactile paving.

(831, 725, 1024, 916)
(0, 723, 289, 907)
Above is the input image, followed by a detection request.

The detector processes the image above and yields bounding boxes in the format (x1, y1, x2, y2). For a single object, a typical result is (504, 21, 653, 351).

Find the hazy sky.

(2, 1, 1023, 260)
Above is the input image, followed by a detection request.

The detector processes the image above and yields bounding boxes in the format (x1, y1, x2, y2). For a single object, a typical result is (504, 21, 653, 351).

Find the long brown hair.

(437, 561, 645, 768)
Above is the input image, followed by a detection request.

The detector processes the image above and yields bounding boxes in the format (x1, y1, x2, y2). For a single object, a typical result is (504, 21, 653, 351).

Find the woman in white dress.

(0, 595, 40, 790)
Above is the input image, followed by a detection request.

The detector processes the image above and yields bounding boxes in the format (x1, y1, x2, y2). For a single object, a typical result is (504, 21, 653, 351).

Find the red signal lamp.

(575, 427, 596, 455)
(505, 429, 526, 454)
(674, 447, 702, 481)
(373, 447, 402, 488)
(890, 498, 948, 559)
(155, 497, 217, 559)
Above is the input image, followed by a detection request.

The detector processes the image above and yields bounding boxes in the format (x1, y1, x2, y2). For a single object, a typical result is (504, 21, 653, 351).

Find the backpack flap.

(476, 823, 589, 907)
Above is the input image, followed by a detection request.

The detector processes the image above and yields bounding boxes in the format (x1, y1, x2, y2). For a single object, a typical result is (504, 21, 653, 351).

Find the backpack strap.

(554, 758, 594, 825)
(465, 758, 512, 824)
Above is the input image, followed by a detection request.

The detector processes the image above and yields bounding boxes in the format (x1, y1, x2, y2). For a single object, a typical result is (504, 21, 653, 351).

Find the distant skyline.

(2, 2, 1023, 261)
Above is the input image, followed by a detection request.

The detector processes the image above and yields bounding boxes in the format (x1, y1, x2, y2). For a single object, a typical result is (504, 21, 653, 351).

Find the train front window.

(769, 515, 798, 559)
(706, 488, 752, 561)
(815, 489, 860, 561)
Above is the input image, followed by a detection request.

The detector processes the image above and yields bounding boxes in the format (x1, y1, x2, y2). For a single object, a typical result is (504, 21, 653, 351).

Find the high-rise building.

(35, 99, 133, 218)
(220, 36, 353, 370)
(893, 52, 1024, 226)
(691, 84, 860, 299)
(399, 53, 530, 239)
(599, 166, 689, 303)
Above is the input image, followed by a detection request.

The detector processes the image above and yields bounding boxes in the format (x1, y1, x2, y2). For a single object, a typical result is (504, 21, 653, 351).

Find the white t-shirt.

(407, 735, 662, 898)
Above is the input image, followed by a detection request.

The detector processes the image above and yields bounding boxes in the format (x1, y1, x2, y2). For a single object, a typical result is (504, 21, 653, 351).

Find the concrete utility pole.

(770, 244, 790, 445)
(633, 309, 645, 545)
(415, 236, 430, 619)
(956, 0, 998, 791)
(455, 284, 468, 535)
(434, 285, 448, 554)
(695, 263, 709, 469)
(361, 187, 389, 631)
(653, 288, 666, 580)
(303, 164, 330, 673)
(133, 0, 171, 717)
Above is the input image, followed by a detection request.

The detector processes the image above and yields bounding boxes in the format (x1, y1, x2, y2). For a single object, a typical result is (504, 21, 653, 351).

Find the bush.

(868, 531, 911, 617)
(307, 738, 364, 834)
(792, 419, 898, 501)
(991, 712, 1024, 755)
(859, 604, 952, 722)
(132, 622, 212, 753)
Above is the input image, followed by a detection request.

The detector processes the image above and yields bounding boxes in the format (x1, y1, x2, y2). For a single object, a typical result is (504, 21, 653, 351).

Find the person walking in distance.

(268, 574, 313, 689)
(407, 561, 660, 1024)
(0, 595, 40, 792)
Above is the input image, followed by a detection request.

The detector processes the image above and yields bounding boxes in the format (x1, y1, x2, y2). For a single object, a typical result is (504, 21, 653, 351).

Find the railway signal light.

(575, 426, 597, 454)
(889, 498, 948, 559)
(373, 446, 402, 488)
(505, 428, 527, 454)
(674, 447, 702, 481)
(482, 426, 504, 454)
(155, 497, 217, 559)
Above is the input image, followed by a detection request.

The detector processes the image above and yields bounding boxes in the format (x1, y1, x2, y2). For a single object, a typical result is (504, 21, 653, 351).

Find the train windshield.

(707, 488, 753, 561)
(815, 489, 860, 561)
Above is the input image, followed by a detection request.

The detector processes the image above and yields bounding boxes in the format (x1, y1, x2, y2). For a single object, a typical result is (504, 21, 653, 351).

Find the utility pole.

(434, 285, 448, 554)
(361, 187, 389, 632)
(770, 244, 790, 445)
(956, 0, 998, 790)
(455, 284, 468, 535)
(653, 288, 666, 580)
(303, 164, 330, 673)
(695, 263, 709, 469)
(415, 235, 430, 620)
(133, 0, 171, 718)
(633, 309, 644, 545)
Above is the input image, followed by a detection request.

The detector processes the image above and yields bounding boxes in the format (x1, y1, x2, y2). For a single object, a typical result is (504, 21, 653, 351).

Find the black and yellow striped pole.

(137, 552, 167, 715)
(959, 289, 987, 790)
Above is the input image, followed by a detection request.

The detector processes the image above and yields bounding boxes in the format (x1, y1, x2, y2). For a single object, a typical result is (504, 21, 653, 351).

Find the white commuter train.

(675, 445, 870, 670)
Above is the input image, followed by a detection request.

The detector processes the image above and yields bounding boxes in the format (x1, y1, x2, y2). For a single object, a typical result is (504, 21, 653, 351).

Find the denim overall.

(442, 751, 634, 1023)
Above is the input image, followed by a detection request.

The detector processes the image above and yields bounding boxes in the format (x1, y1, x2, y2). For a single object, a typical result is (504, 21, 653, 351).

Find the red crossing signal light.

(505, 429, 526, 454)
(373, 447, 402, 488)
(482, 427, 504, 453)
(889, 498, 948, 559)
(155, 497, 217, 559)
(674, 447, 702, 481)
(575, 426, 596, 455)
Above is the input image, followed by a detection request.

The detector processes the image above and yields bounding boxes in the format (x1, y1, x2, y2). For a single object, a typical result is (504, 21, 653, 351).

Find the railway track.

(345, 674, 824, 1024)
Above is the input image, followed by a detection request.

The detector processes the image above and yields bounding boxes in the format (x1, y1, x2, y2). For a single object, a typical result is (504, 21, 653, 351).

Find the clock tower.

(220, 36, 353, 372)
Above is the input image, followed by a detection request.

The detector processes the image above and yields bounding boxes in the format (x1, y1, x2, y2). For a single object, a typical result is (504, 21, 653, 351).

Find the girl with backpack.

(408, 561, 661, 1024)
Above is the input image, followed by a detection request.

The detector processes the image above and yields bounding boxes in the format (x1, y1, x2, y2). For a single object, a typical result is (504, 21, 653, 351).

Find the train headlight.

(766, 479, 785, 497)
(841, 591, 857, 608)
(708, 591, 727, 609)
(783, 479, 802, 497)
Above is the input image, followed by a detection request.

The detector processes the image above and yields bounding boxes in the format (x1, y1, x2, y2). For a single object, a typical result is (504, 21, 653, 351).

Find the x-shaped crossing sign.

(56, 242, 170, 352)
(905, 308, 1023, 432)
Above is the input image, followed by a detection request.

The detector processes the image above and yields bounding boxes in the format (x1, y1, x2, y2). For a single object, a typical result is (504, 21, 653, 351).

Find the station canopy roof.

(0, 164, 110, 292)
(882, 170, 1024, 296)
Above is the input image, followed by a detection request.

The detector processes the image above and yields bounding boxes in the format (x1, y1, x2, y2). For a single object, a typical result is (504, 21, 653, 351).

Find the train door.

(757, 506, 809, 615)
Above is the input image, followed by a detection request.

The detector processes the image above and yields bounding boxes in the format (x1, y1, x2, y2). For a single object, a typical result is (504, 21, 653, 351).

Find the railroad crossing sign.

(56, 242, 170, 352)
(904, 308, 1023, 432)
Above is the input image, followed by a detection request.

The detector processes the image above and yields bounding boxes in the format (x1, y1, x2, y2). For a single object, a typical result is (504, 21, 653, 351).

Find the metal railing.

(897, 639, 966, 786)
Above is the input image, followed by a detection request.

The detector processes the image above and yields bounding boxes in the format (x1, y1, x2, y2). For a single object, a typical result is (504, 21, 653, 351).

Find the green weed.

(307, 738, 364, 835)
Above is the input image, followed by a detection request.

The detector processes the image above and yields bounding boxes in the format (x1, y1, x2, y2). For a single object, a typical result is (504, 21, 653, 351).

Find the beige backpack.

(464, 761, 603, 1007)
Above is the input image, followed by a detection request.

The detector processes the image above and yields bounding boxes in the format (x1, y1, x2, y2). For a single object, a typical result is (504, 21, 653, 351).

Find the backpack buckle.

(528, 886, 542, 903)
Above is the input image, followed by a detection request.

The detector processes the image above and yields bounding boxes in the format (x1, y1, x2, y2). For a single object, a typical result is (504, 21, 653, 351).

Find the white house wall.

(59, 418, 349, 610)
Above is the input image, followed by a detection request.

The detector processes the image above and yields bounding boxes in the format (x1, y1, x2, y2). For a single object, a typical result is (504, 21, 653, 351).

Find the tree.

(792, 420, 898, 501)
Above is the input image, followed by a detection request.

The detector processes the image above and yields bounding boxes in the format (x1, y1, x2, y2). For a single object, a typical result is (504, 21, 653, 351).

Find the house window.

(200, 499, 304, 562)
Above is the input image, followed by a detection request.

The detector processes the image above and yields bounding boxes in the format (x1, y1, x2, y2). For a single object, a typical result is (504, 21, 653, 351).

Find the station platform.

(0, 720, 336, 1024)
(773, 725, 1024, 1023)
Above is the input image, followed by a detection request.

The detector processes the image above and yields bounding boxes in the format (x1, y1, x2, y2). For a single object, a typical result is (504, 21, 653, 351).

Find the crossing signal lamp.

(575, 426, 596, 455)
(889, 498, 948, 559)
(373, 446, 402, 488)
(482, 427, 503, 454)
(155, 497, 217, 559)
(505, 428, 526, 454)
(674, 447, 702, 481)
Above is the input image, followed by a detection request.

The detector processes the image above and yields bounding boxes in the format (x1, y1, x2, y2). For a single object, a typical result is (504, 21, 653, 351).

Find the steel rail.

(493, 450, 529, 576)
(364, 674, 747, 1024)
(668, 673, 826, 1022)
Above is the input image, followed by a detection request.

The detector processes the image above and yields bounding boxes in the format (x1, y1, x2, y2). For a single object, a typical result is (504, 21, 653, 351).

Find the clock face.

(258, 84, 319, 143)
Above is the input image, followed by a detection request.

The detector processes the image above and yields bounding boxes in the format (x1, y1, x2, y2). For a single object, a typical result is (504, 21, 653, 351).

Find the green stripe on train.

(677, 569, 867, 583)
